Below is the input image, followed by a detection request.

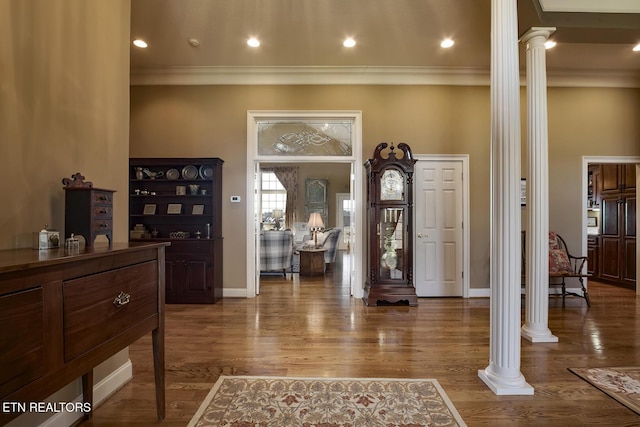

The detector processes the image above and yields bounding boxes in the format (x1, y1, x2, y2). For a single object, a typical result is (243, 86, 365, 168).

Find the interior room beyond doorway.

(257, 162, 352, 288)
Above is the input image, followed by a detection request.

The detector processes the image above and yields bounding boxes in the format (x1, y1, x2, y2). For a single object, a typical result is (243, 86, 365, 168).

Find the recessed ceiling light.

(545, 40, 557, 49)
(188, 38, 200, 47)
(132, 39, 148, 49)
(440, 38, 454, 48)
(633, 43, 640, 52)
(343, 38, 356, 48)
(247, 37, 260, 48)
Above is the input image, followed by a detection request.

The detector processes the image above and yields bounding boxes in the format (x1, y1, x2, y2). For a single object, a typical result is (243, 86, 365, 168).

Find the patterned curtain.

(272, 167, 298, 229)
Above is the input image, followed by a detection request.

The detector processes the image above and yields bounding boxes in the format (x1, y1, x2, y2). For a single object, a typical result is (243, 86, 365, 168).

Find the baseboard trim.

(468, 286, 586, 299)
(469, 288, 490, 298)
(223, 288, 248, 298)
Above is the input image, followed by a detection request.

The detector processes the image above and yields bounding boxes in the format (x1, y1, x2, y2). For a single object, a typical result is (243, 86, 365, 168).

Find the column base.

(478, 368, 534, 396)
(521, 325, 558, 343)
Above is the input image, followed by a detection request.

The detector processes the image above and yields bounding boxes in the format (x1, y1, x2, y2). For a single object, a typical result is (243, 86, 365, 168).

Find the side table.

(298, 248, 327, 276)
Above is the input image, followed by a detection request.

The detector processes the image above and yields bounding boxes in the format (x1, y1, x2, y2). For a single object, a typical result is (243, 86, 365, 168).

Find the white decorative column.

(478, 0, 533, 395)
(520, 27, 558, 343)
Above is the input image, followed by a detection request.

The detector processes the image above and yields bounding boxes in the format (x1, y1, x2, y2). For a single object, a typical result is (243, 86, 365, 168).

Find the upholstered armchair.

(303, 228, 342, 266)
(260, 230, 294, 279)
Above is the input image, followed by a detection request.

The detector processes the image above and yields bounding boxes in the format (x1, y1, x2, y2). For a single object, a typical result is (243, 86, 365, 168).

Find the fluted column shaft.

(478, 0, 533, 395)
(521, 27, 558, 343)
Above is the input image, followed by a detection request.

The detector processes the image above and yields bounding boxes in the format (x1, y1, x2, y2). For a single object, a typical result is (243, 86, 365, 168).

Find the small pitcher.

(135, 167, 145, 180)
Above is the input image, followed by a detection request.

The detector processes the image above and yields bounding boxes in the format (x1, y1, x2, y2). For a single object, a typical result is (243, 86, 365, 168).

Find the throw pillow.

(316, 231, 328, 246)
(549, 248, 573, 275)
(548, 231, 561, 250)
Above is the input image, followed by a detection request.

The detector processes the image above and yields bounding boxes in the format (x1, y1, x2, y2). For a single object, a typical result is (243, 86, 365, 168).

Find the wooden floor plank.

(82, 253, 640, 426)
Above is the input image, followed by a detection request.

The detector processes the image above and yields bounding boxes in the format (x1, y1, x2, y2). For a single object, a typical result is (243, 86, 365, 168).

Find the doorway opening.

(582, 156, 639, 295)
(246, 111, 364, 299)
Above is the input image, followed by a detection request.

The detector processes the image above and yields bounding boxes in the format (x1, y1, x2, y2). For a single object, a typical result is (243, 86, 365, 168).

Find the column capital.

(520, 27, 556, 45)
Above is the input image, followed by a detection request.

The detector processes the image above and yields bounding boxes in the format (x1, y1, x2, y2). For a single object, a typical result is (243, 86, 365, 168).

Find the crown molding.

(130, 66, 640, 88)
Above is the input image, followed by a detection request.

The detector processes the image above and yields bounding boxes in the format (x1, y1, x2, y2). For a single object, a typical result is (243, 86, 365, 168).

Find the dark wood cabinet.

(623, 195, 636, 285)
(129, 158, 223, 303)
(597, 163, 636, 288)
(587, 236, 599, 277)
(601, 163, 636, 195)
(623, 164, 637, 192)
(165, 239, 222, 303)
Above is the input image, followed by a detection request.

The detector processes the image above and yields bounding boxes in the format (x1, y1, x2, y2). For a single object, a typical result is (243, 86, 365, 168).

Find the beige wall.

(1, 0, 131, 248)
(1, 1, 131, 425)
(131, 84, 639, 290)
(546, 88, 640, 249)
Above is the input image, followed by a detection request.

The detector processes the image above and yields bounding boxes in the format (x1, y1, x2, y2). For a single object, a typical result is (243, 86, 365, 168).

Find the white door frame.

(414, 154, 470, 298)
(246, 110, 364, 299)
(335, 192, 353, 251)
(582, 156, 640, 295)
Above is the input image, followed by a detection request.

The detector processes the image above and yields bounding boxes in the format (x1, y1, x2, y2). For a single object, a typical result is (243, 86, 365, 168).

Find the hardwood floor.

(83, 253, 640, 426)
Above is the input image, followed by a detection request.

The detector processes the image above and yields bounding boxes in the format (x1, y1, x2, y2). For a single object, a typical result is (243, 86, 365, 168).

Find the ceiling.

(130, 0, 640, 85)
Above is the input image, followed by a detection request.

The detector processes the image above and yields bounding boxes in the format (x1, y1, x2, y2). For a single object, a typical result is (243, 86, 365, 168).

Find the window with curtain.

(260, 172, 286, 228)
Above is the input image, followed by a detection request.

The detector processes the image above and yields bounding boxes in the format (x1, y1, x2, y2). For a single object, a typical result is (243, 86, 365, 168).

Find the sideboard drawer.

(63, 261, 158, 362)
(0, 288, 45, 398)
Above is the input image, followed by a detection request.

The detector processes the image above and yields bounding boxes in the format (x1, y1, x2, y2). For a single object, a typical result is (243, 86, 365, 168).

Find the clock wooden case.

(363, 143, 418, 306)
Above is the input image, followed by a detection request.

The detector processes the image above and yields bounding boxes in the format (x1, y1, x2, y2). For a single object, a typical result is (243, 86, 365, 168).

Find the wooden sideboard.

(0, 242, 168, 425)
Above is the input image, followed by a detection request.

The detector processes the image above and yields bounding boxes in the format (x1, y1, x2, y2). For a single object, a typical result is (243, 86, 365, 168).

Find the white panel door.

(415, 160, 463, 296)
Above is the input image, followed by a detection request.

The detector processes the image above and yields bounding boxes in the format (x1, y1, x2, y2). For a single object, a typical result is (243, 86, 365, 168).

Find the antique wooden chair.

(522, 231, 591, 307)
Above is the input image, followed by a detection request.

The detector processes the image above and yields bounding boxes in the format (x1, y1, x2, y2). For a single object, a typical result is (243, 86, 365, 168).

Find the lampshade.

(272, 209, 283, 219)
(307, 212, 324, 229)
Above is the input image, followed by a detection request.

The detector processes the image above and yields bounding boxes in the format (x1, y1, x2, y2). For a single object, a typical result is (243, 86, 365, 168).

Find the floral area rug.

(569, 367, 640, 415)
(188, 375, 466, 427)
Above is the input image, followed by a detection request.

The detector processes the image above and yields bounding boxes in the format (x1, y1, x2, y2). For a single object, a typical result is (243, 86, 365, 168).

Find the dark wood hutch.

(129, 158, 223, 303)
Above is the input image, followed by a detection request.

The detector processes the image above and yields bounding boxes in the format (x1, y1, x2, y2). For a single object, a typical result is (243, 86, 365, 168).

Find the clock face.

(380, 169, 403, 200)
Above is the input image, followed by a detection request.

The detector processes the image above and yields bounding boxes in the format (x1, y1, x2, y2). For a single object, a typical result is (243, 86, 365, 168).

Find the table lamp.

(307, 212, 324, 247)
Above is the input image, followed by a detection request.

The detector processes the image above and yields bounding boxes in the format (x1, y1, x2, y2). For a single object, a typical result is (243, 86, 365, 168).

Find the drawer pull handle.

(99, 223, 109, 228)
(113, 291, 131, 307)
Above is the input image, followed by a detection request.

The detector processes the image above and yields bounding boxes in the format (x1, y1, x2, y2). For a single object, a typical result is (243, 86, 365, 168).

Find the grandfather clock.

(363, 142, 418, 306)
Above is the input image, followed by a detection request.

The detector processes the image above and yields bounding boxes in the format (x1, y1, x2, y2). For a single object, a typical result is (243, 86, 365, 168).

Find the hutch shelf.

(129, 157, 224, 303)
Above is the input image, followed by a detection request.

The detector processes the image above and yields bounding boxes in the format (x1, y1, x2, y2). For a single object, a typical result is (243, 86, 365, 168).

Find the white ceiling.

(130, 0, 640, 85)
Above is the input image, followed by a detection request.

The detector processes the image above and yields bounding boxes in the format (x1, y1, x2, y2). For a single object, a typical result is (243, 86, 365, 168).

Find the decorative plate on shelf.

(166, 168, 180, 180)
(199, 165, 214, 179)
(181, 165, 198, 180)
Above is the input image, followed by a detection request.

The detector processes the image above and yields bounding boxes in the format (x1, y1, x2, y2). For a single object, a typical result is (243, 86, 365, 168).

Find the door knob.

(418, 233, 428, 238)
